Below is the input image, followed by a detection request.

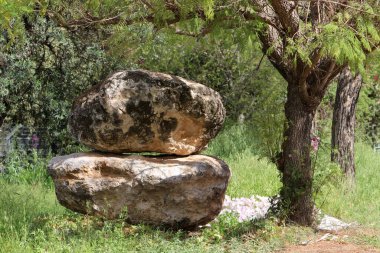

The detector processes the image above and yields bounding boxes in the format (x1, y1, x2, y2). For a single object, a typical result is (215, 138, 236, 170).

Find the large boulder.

(68, 70, 225, 155)
(48, 152, 230, 229)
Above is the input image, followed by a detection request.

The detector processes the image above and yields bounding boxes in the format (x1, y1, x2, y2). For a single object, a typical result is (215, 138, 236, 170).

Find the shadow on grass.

(27, 210, 275, 244)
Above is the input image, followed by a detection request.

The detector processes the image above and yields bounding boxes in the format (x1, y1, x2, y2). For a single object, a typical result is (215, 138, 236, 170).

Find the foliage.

(282, 3, 380, 74)
(0, 0, 34, 41)
(1, 148, 52, 187)
(0, 16, 110, 152)
(45, 1, 380, 73)
(357, 50, 380, 144)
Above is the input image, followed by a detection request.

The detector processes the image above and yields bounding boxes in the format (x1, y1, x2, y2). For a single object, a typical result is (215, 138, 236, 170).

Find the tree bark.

(331, 67, 362, 179)
(279, 81, 317, 226)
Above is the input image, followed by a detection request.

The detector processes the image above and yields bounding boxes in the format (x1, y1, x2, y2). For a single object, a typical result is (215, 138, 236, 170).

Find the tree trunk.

(331, 67, 362, 179)
(279, 82, 317, 226)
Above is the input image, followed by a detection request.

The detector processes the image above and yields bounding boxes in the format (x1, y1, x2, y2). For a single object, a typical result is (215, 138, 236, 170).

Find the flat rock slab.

(48, 152, 230, 229)
(68, 69, 225, 155)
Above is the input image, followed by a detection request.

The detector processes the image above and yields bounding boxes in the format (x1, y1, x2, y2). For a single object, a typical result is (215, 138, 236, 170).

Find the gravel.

(220, 195, 272, 222)
(220, 195, 352, 231)
(317, 214, 352, 232)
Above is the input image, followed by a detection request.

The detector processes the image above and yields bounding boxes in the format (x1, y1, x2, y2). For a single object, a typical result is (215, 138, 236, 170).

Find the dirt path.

(282, 240, 379, 253)
(281, 228, 380, 253)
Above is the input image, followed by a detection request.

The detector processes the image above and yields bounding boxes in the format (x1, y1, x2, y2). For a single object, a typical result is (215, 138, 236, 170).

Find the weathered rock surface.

(48, 152, 230, 229)
(68, 70, 225, 155)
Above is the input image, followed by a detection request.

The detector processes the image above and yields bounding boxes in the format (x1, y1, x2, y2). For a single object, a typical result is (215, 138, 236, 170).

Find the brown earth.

(282, 240, 379, 253)
(281, 229, 380, 253)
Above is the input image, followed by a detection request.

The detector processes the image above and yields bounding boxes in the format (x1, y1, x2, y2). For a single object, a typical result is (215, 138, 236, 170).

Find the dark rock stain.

(158, 117, 178, 141)
(92, 101, 110, 125)
(124, 70, 200, 117)
(69, 106, 97, 144)
(112, 111, 123, 127)
(98, 128, 123, 146)
(125, 100, 155, 144)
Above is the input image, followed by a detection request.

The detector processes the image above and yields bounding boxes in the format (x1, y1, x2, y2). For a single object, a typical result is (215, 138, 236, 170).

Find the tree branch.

(269, 0, 300, 37)
(298, 48, 322, 86)
(249, 0, 290, 79)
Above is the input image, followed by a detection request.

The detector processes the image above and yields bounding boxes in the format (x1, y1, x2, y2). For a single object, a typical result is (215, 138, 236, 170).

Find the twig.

(256, 53, 266, 71)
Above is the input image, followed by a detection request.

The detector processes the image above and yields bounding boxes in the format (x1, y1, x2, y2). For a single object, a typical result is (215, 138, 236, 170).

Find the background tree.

(331, 47, 380, 179)
(331, 67, 363, 179)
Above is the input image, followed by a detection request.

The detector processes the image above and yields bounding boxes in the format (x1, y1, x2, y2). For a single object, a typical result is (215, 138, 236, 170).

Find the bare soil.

(282, 240, 379, 253)
(281, 228, 380, 253)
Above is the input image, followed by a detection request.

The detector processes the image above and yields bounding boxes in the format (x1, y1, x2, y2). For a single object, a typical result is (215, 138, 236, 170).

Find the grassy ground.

(0, 125, 379, 252)
(316, 142, 380, 228)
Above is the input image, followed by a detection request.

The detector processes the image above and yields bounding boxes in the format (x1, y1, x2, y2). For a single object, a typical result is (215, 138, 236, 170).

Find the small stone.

(317, 215, 351, 232)
(48, 152, 230, 229)
(300, 239, 312, 245)
(317, 233, 332, 242)
(68, 70, 225, 155)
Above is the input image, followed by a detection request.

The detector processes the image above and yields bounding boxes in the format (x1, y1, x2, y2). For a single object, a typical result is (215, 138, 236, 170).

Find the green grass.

(0, 184, 285, 253)
(316, 143, 380, 227)
(0, 125, 379, 252)
(204, 124, 281, 197)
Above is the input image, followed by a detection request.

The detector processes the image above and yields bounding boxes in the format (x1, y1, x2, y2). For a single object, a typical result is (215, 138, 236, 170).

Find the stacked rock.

(48, 70, 231, 229)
